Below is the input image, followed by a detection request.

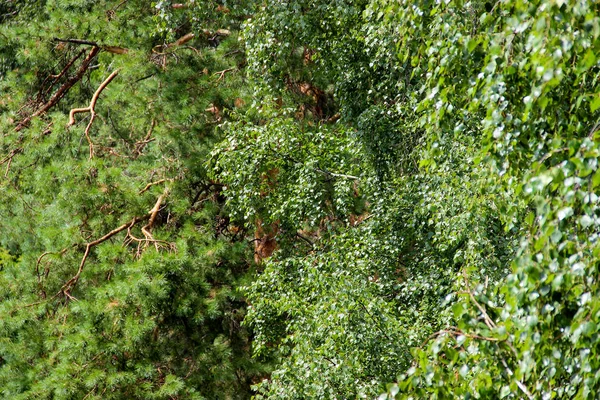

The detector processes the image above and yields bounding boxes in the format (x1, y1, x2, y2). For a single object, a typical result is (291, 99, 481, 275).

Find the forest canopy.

(1, 0, 600, 399)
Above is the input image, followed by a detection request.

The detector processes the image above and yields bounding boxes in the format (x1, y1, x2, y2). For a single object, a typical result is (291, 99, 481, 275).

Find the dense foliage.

(2, 0, 600, 399)
(0, 1, 264, 398)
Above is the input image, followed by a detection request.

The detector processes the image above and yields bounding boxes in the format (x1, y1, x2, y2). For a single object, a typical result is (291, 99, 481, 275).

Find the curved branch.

(141, 188, 170, 250)
(60, 217, 141, 296)
(67, 69, 120, 159)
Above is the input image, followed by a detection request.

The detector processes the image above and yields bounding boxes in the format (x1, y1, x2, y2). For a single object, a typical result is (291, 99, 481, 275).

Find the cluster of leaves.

(207, 0, 600, 398)
(378, 1, 600, 398)
(205, 0, 516, 397)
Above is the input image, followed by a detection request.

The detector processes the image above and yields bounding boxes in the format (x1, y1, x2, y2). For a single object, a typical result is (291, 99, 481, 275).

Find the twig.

(1, 148, 22, 177)
(213, 67, 236, 82)
(499, 356, 534, 400)
(588, 119, 600, 139)
(53, 38, 99, 47)
(47, 49, 85, 86)
(537, 147, 569, 167)
(296, 232, 315, 247)
(460, 270, 534, 398)
(357, 299, 393, 343)
(53, 38, 128, 54)
(112, 0, 129, 11)
(316, 167, 360, 180)
(462, 269, 496, 329)
(2, 149, 20, 177)
(67, 69, 120, 159)
(419, 327, 500, 349)
(134, 119, 156, 157)
(515, 379, 534, 400)
(135, 73, 156, 83)
(35, 246, 72, 296)
(225, 49, 242, 57)
(268, 145, 360, 181)
(15, 46, 100, 131)
(139, 178, 167, 194)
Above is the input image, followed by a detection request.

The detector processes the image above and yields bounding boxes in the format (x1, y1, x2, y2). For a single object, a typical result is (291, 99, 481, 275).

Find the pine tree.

(0, 1, 264, 398)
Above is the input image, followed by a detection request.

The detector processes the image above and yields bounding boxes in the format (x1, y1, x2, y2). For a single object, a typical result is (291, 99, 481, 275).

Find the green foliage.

(0, 1, 264, 398)
(210, 0, 600, 398)
(210, 106, 365, 229)
(4, 0, 600, 398)
(205, 0, 516, 397)
(367, 0, 600, 398)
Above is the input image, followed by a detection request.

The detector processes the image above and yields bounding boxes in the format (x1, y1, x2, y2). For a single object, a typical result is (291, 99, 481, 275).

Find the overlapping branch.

(141, 187, 170, 250)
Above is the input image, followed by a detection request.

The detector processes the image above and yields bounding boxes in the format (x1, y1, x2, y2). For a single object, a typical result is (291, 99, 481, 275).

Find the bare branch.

(141, 188, 169, 250)
(462, 269, 496, 329)
(139, 178, 168, 194)
(67, 69, 120, 159)
(53, 38, 99, 46)
(53, 38, 128, 54)
(48, 49, 86, 85)
(213, 67, 236, 83)
(134, 119, 156, 157)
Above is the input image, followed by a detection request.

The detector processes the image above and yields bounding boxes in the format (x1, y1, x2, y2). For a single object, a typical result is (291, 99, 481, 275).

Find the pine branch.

(67, 69, 120, 159)
(53, 38, 99, 46)
(60, 217, 142, 296)
(15, 46, 100, 131)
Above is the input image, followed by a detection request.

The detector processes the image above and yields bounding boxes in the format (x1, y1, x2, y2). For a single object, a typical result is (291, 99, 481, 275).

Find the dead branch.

(1, 148, 21, 177)
(46, 49, 85, 88)
(35, 246, 71, 298)
(102, 46, 129, 55)
(152, 33, 195, 56)
(296, 231, 315, 247)
(124, 227, 173, 258)
(67, 69, 120, 159)
(173, 33, 195, 47)
(15, 46, 100, 131)
(53, 38, 99, 46)
(125, 188, 174, 255)
(53, 38, 128, 54)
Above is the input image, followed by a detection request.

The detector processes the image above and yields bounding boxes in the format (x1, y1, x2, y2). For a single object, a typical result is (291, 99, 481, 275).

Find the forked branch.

(67, 69, 120, 159)
(58, 190, 174, 297)
(60, 217, 142, 296)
